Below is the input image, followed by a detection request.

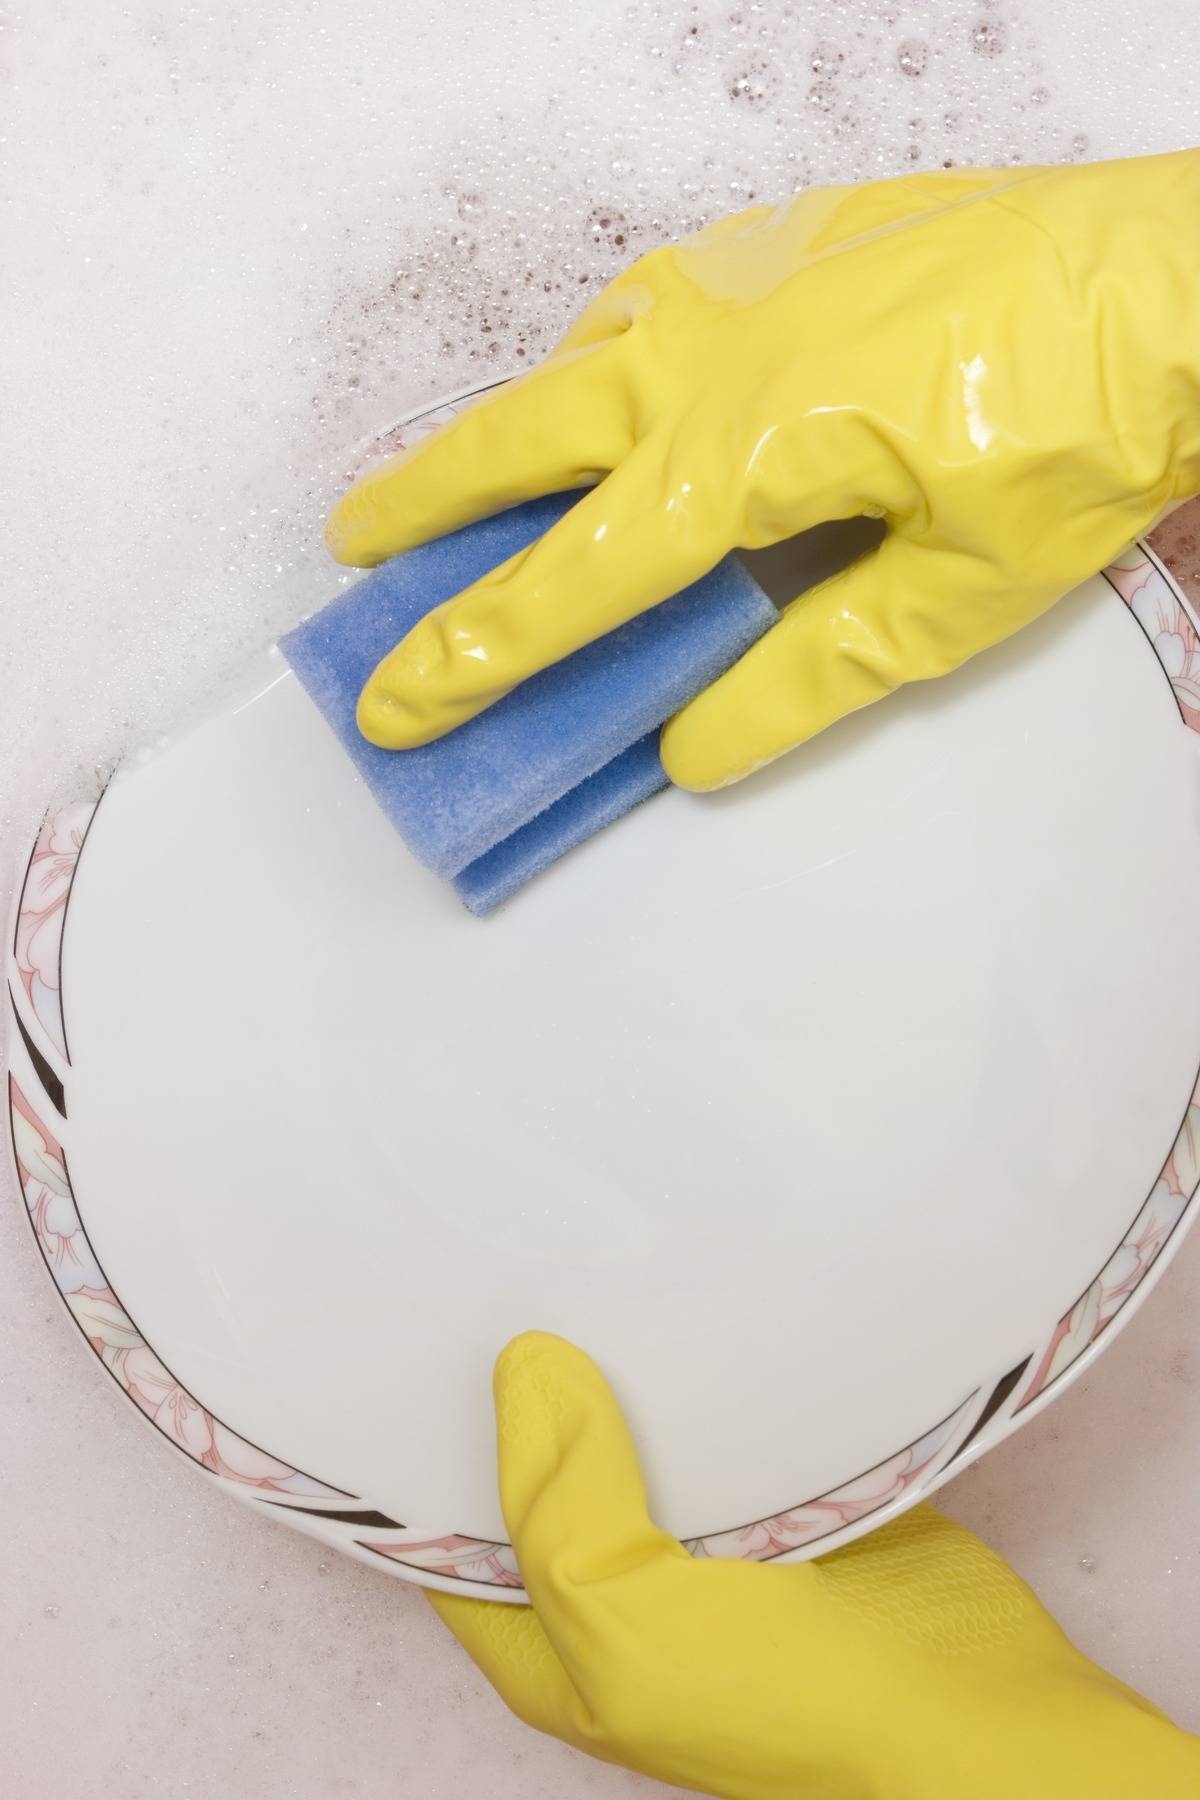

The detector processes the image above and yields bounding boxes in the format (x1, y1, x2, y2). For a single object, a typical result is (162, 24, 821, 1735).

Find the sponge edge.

(452, 731, 666, 914)
(282, 491, 775, 887)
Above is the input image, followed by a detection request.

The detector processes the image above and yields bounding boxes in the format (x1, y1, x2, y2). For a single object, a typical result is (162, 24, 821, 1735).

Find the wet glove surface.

(327, 152, 1200, 789)
(428, 1333, 1200, 1800)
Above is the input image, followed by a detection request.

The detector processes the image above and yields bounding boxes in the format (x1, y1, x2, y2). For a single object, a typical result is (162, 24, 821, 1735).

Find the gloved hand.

(326, 151, 1200, 789)
(430, 1332, 1199, 1800)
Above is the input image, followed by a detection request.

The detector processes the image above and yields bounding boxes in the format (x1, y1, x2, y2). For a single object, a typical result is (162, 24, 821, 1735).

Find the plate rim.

(8, 380, 1200, 1599)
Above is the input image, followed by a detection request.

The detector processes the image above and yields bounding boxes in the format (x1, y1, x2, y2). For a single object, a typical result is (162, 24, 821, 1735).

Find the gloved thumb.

(492, 1332, 686, 1606)
(427, 1332, 687, 1750)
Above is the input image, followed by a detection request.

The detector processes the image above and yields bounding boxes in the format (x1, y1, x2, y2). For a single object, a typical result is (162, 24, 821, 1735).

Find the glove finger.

(489, 1333, 838, 1766)
(356, 437, 721, 747)
(324, 343, 634, 567)
(492, 1333, 690, 1646)
(661, 539, 1001, 790)
(428, 1339, 692, 1761)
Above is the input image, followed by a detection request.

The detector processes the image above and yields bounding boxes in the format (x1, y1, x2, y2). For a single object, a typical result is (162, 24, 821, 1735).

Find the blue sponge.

(451, 732, 667, 914)
(282, 493, 774, 911)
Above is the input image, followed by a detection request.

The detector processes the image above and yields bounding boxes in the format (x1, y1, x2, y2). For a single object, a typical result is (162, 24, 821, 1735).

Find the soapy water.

(2, 0, 1198, 915)
(3, 2, 1200, 1756)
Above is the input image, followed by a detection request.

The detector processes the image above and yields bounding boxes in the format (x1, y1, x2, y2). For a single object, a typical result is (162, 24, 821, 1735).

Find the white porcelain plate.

(9, 389, 1200, 1599)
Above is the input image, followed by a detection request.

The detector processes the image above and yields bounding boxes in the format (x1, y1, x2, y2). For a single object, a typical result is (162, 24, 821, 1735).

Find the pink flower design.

(13, 801, 95, 1056)
(1008, 551, 1200, 1407)
(9, 1080, 105, 1293)
(1020, 1081, 1200, 1408)
(685, 1404, 970, 1562)
(9, 1076, 341, 1499)
(63, 1281, 317, 1488)
(369, 1534, 523, 1586)
(1104, 552, 1200, 733)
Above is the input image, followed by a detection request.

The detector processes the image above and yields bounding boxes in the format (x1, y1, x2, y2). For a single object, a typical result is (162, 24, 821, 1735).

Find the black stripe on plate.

(10, 991, 66, 1119)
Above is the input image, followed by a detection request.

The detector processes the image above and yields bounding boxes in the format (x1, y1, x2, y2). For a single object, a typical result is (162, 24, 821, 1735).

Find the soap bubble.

(971, 19, 1007, 57)
(810, 42, 844, 74)
(729, 68, 771, 104)
(586, 207, 633, 250)
(897, 39, 928, 77)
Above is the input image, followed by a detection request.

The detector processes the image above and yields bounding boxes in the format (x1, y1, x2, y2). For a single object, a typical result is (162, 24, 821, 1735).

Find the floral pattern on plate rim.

(1105, 546, 1200, 732)
(11, 800, 96, 1060)
(7, 404, 1200, 1585)
(1017, 1072, 1200, 1410)
(1006, 549, 1200, 1413)
(360, 1393, 978, 1584)
(8, 1074, 344, 1500)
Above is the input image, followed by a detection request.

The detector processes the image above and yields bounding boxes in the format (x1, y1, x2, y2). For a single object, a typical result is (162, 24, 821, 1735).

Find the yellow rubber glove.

(326, 151, 1200, 789)
(430, 1333, 1198, 1799)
